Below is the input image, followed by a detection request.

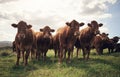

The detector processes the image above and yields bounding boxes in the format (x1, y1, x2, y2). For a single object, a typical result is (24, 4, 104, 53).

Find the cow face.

(11, 21, 32, 40)
(112, 36, 120, 43)
(66, 20, 84, 36)
(40, 26, 55, 39)
(99, 33, 109, 41)
(88, 20, 103, 35)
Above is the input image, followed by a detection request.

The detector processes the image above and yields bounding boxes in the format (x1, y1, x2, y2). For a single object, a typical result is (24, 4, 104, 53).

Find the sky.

(0, 0, 120, 41)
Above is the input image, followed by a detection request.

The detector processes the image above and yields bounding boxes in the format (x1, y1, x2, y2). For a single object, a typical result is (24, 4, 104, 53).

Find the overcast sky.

(0, 0, 120, 41)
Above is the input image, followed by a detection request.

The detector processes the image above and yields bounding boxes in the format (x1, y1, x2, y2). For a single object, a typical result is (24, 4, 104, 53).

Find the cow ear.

(88, 23, 92, 27)
(27, 25, 32, 29)
(99, 23, 103, 27)
(40, 29, 43, 32)
(11, 24, 17, 28)
(50, 29, 55, 32)
(107, 34, 109, 36)
(79, 22, 84, 27)
(66, 22, 71, 26)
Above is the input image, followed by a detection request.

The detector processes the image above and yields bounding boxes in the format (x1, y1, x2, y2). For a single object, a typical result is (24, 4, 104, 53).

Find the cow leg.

(36, 51, 38, 60)
(16, 50, 20, 66)
(111, 48, 114, 53)
(43, 50, 47, 61)
(22, 51, 24, 63)
(64, 49, 67, 59)
(97, 48, 100, 55)
(82, 48, 86, 60)
(67, 49, 71, 63)
(100, 49, 103, 55)
(54, 49, 57, 58)
(31, 49, 35, 59)
(108, 48, 111, 54)
(58, 48, 63, 64)
(24, 50, 30, 66)
(86, 48, 90, 60)
(76, 48, 79, 58)
(71, 49, 74, 59)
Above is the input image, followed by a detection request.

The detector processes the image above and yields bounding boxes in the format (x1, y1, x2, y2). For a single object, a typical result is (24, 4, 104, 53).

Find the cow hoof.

(58, 62, 61, 65)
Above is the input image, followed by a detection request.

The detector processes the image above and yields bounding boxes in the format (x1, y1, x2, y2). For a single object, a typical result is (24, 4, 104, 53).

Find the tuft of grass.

(0, 48, 120, 77)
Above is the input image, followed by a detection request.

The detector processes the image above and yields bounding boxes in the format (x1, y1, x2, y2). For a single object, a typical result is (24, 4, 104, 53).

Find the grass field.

(0, 48, 120, 77)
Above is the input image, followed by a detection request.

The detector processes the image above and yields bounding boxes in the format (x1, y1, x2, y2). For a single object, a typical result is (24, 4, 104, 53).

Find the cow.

(107, 36, 120, 53)
(36, 26, 55, 61)
(56, 20, 84, 63)
(114, 43, 120, 52)
(74, 35, 81, 58)
(92, 33, 109, 55)
(79, 20, 103, 60)
(11, 21, 36, 66)
(52, 34, 59, 58)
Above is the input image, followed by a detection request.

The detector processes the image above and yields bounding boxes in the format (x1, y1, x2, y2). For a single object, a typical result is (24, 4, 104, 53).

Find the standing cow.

(36, 26, 55, 61)
(11, 21, 36, 66)
(56, 20, 84, 63)
(79, 20, 103, 60)
(107, 36, 120, 53)
(92, 33, 109, 55)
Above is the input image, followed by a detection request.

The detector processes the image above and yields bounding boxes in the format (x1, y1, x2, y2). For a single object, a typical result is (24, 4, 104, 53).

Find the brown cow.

(79, 20, 103, 60)
(11, 21, 36, 66)
(74, 35, 81, 58)
(92, 33, 109, 55)
(52, 34, 59, 58)
(36, 26, 55, 61)
(56, 20, 84, 63)
(108, 36, 120, 53)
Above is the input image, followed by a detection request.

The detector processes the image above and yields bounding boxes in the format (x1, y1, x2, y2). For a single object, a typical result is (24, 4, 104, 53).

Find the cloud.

(0, 0, 18, 4)
(79, 0, 117, 20)
(0, 0, 118, 41)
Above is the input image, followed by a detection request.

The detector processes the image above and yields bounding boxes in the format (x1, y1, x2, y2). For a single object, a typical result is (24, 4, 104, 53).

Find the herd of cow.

(11, 20, 120, 66)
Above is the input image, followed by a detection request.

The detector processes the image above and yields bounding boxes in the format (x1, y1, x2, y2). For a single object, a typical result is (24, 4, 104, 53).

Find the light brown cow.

(36, 26, 55, 61)
(11, 21, 36, 66)
(56, 20, 84, 63)
(79, 20, 103, 60)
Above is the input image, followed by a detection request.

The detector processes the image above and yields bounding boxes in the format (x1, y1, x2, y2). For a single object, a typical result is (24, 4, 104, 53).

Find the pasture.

(0, 48, 120, 77)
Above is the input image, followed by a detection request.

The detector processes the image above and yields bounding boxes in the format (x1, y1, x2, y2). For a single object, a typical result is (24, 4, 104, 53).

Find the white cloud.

(0, 0, 118, 41)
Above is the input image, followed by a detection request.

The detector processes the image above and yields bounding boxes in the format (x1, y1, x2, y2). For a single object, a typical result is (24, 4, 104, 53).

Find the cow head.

(66, 20, 84, 36)
(112, 36, 120, 43)
(40, 26, 55, 39)
(88, 20, 103, 35)
(99, 33, 109, 41)
(11, 21, 32, 40)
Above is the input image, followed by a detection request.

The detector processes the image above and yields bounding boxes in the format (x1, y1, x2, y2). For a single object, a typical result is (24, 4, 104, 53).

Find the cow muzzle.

(74, 31, 80, 36)
(94, 30, 100, 35)
(18, 34, 25, 39)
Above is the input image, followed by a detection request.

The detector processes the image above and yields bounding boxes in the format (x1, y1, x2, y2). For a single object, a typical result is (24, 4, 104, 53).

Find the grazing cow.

(36, 26, 55, 61)
(79, 20, 103, 60)
(92, 33, 109, 55)
(11, 21, 36, 66)
(56, 20, 84, 63)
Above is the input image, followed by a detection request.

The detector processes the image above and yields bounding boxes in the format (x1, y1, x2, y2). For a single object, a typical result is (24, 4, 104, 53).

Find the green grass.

(0, 48, 120, 77)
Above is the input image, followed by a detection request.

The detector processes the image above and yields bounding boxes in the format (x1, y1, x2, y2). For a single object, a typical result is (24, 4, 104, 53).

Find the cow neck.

(85, 27, 96, 43)
(66, 27, 76, 43)
(22, 29, 33, 44)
